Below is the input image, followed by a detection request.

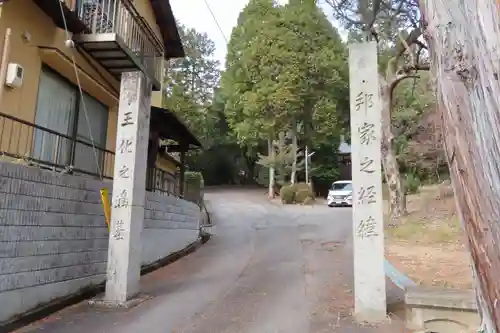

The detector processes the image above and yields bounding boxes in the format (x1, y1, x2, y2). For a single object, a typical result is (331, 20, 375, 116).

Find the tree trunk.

(290, 125, 298, 184)
(242, 147, 256, 184)
(380, 80, 407, 218)
(423, 0, 500, 331)
(277, 131, 286, 185)
(268, 137, 275, 199)
(245, 157, 255, 184)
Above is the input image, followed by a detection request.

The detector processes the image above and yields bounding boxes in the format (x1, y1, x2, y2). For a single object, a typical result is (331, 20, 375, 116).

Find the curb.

(200, 200, 216, 237)
(1, 236, 210, 332)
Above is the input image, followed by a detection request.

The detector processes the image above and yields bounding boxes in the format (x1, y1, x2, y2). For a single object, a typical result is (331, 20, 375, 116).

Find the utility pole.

(305, 146, 308, 184)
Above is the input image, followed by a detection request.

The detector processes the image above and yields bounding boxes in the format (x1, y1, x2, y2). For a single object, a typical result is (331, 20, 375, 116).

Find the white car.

(327, 180, 353, 207)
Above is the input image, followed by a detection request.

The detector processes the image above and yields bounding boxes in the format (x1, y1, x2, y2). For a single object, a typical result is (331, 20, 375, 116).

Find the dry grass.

(387, 243, 472, 289)
(385, 182, 474, 289)
(387, 215, 462, 244)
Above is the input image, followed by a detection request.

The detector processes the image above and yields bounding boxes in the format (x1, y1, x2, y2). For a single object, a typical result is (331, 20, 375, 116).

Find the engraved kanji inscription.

(358, 122, 376, 145)
(356, 216, 378, 239)
(360, 157, 375, 173)
(121, 111, 134, 127)
(355, 92, 374, 111)
(357, 185, 377, 204)
(112, 220, 126, 240)
(118, 138, 133, 154)
(118, 165, 130, 178)
(114, 189, 129, 209)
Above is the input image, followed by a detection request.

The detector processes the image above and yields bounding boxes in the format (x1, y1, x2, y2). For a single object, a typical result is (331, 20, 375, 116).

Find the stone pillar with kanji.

(105, 71, 152, 304)
(349, 41, 387, 323)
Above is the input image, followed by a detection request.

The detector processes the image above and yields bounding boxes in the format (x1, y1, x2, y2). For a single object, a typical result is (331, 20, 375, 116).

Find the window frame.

(33, 65, 110, 175)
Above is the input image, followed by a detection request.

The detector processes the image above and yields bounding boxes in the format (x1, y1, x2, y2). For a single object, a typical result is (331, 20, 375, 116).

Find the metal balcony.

(71, 0, 164, 90)
(32, 0, 88, 33)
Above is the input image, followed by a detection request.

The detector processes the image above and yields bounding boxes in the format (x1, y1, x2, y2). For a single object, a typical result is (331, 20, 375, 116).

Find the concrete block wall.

(0, 162, 200, 323)
(143, 191, 200, 265)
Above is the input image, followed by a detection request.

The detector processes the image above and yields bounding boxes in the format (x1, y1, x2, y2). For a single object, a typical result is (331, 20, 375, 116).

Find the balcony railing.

(0, 113, 184, 197)
(0, 112, 115, 179)
(73, 0, 164, 89)
(0, 112, 183, 194)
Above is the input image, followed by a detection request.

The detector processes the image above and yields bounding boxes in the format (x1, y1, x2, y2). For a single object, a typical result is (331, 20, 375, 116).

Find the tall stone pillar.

(349, 41, 387, 323)
(105, 71, 152, 304)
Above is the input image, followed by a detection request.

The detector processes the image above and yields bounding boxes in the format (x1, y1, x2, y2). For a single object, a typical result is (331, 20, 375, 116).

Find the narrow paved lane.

(17, 188, 403, 333)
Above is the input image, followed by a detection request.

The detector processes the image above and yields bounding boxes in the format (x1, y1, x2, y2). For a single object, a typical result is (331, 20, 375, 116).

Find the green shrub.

(184, 171, 204, 189)
(280, 185, 295, 204)
(292, 182, 311, 193)
(183, 171, 204, 206)
(294, 189, 314, 204)
(302, 196, 315, 205)
(404, 173, 421, 194)
(289, 182, 314, 204)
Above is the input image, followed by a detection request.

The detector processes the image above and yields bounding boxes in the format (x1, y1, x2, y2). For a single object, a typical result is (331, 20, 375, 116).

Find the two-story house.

(0, 0, 201, 196)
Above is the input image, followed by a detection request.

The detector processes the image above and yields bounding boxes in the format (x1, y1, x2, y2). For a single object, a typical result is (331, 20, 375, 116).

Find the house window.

(74, 92, 109, 176)
(33, 67, 109, 176)
(33, 68, 76, 166)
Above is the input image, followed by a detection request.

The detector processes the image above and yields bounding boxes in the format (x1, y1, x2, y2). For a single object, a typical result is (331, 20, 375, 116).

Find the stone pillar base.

(88, 294, 151, 309)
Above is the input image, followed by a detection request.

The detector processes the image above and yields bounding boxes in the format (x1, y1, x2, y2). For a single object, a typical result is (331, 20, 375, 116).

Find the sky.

(170, 0, 340, 68)
(170, 0, 255, 67)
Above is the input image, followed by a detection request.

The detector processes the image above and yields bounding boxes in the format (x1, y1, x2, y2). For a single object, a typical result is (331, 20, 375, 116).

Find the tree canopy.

(222, 0, 349, 142)
(167, 0, 442, 193)
(163, 23, 221, 145)
(218, 0, 350, 189)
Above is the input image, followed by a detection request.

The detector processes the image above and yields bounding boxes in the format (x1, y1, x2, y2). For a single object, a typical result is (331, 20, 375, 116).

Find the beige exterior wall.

(0, 0, 167, 177)
(0, 0, 119, 155)
(133, 0, 163, 44)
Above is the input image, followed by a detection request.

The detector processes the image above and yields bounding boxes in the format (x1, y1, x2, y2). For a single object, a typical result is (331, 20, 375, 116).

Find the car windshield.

(331, 182, 352, 191)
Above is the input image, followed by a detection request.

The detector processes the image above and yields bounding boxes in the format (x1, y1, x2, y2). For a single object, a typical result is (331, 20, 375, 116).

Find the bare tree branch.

(388, 64, 429, 102)
(366, 0, 383, 32)
(323, 0, 365, 26)
(415, 40, 428, 50)
(401, 63, 430, 72)
(398, 31, 415, 66)
(391, 73, 419, 93)
(395, 27, 423, 58)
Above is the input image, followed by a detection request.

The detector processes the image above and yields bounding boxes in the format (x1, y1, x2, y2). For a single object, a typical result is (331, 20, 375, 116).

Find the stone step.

(405, 286, 479, 333)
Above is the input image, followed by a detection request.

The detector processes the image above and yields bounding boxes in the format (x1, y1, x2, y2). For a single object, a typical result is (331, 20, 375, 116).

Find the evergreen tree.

(163, 24, 221, 144)
(221, 0, 281, 147)
(278, 0, 349, 145)
(221, 1, 350, 188)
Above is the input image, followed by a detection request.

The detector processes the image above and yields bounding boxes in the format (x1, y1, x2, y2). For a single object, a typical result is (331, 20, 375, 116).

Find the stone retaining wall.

(0, 162, 200, 323)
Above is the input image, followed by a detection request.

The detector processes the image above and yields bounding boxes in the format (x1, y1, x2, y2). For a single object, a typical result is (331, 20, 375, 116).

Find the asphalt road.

(16, 188, 404, 333)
